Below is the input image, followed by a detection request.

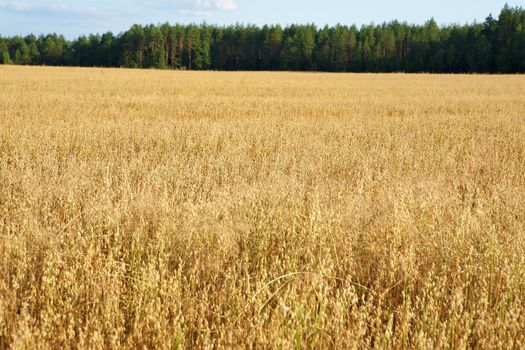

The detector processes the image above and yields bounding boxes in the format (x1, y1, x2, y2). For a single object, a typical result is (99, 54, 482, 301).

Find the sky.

(0, 0, 523, 38)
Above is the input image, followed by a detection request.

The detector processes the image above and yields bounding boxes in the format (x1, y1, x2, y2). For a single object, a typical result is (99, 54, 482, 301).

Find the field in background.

(1, 66, 524, 348)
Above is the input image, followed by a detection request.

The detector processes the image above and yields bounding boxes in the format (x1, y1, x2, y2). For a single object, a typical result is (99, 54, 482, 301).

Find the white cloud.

(144, 0, 238, 13)
(196, 0, 237, 11)
(179, 9, 213, 17)
(0, 2, 30, 11)
(0, 2, 110, 18)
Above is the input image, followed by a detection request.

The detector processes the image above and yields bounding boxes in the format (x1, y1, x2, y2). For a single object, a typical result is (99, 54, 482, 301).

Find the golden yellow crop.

(1, 65, 524, 348)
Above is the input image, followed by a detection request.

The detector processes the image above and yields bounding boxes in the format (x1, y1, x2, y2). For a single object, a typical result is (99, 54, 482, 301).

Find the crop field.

(0, 65, 524, 348)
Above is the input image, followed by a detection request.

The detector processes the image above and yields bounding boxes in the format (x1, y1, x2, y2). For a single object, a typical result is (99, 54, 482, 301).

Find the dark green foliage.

(37, 34, 69, 65)
(1, 5, 524, 73)
(0, 36, 12, 64)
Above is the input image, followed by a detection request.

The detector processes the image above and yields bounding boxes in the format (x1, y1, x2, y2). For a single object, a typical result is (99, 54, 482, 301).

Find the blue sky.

(0, 0, 523, 38)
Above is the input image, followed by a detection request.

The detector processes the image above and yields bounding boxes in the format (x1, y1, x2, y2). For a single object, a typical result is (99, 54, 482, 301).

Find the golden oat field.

(1, 65, 524, 349)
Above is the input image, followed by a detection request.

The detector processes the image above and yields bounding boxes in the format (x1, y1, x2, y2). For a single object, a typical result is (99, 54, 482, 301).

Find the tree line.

(1, 5, 524, 73)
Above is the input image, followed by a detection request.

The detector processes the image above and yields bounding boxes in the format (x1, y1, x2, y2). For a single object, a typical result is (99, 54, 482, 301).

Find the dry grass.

(0, 65, 524, 349)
